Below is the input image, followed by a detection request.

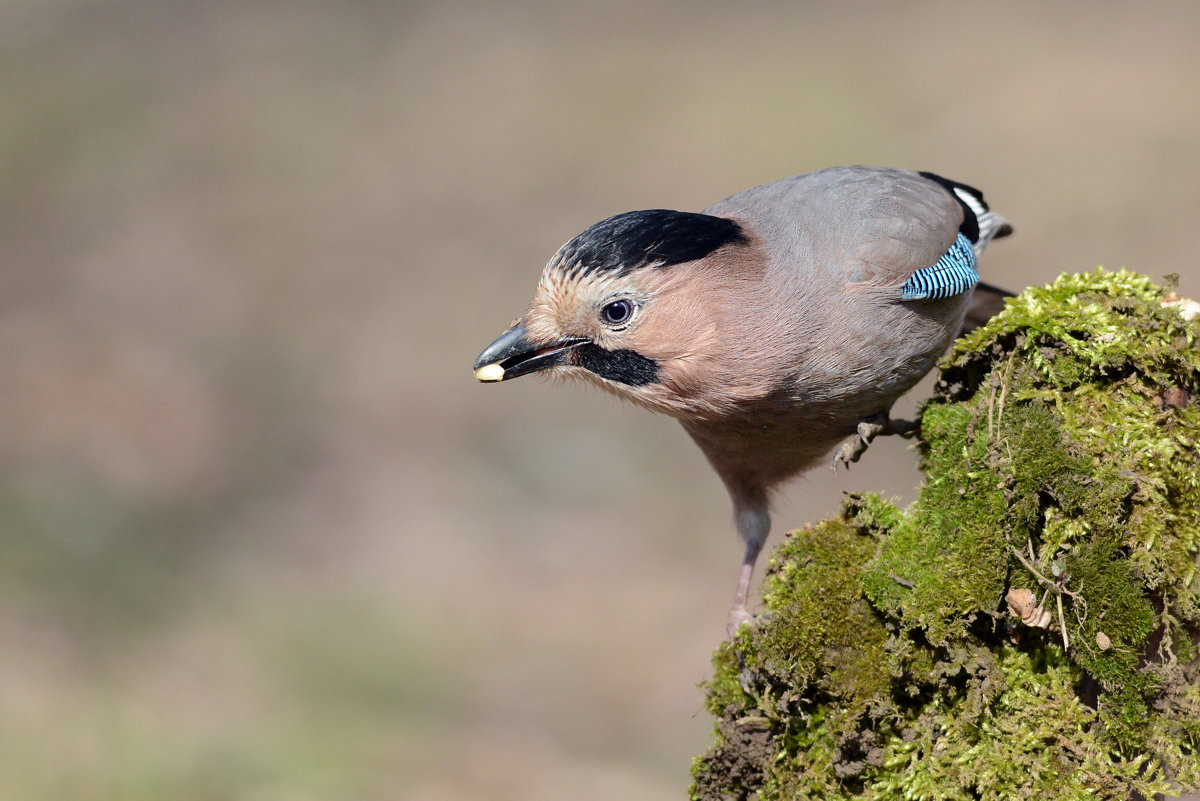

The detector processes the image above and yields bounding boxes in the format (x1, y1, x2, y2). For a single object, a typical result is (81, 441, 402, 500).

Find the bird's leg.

(727, 501, 770, 638)
(832, 410, 918, 471)
(727, 542, 761, 636)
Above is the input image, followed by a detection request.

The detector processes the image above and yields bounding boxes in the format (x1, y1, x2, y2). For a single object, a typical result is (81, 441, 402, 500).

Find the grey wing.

(704, 166, 965, 293)
(836, 168, 966, 291)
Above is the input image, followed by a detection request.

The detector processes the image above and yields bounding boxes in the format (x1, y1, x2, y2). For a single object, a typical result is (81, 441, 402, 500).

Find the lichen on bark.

(691, 270, 1200, 801)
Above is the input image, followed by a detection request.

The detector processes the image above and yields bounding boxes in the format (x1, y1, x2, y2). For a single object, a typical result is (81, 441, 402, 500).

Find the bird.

(473, 166, 1012, 636)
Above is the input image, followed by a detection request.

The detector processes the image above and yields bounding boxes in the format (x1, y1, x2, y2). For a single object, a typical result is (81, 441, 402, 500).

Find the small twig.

(1011, 546, 1085, 602)
(1038, 587, 1052, 616)
(1071, 589, 1089, 625)
(1011, 546, 1056, 589)
(1011, 545, 1087, 650)
(996, 352, 1016, 429)
(1057, 593, 1069, 650)
(987, 373, 998, 442)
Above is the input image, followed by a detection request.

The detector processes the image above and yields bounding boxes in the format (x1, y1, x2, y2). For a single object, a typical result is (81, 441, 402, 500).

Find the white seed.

(475, 363, 505, 382)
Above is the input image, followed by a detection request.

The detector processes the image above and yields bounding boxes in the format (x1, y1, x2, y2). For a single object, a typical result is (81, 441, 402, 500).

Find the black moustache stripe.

(575, 344, 659, 386)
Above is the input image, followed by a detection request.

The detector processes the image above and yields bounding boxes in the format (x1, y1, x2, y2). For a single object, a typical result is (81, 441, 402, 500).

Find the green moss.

(692, 270, 1200, 800)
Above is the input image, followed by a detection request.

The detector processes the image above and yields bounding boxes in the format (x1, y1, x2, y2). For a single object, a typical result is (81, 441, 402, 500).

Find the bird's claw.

(832, 436, 866, 471)
(832, 414, 917, 472)
(833, 419, 884, 471)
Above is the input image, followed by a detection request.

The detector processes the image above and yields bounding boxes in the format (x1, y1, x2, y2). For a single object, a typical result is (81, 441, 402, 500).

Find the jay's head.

(475, 209, 755, 415)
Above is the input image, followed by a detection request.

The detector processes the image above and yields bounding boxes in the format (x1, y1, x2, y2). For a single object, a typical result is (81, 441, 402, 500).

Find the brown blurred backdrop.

(2, 1, 1199, 799)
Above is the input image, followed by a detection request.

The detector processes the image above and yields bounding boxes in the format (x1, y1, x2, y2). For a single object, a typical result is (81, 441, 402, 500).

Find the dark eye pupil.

(602, 300, 632, 325)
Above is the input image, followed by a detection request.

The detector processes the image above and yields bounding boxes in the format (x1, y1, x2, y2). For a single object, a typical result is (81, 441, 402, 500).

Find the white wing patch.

(952, 186, 988, 219)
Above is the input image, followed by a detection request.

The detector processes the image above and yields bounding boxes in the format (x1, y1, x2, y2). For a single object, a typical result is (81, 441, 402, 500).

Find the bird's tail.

(975, 211, 1013, 253)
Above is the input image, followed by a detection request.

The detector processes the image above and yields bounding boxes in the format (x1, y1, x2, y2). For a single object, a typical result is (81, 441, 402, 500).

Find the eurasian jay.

(474, 166, 1012, 635)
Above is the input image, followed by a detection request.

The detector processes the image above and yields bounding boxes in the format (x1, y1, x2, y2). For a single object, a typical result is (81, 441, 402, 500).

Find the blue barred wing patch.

(900, 233, 979, 301)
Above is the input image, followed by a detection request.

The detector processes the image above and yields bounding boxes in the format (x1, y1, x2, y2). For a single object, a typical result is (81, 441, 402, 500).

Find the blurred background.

(3, 1, 1199, 798)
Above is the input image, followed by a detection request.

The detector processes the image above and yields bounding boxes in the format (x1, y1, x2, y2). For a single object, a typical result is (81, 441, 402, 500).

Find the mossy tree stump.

(692, 271, 1200, 801)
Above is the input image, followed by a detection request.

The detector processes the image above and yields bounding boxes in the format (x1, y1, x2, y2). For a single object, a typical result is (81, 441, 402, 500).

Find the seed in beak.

(475, 363, 505, 382)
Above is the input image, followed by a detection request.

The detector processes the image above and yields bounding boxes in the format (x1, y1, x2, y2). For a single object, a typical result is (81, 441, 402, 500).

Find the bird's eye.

(600, 299, 634, 326)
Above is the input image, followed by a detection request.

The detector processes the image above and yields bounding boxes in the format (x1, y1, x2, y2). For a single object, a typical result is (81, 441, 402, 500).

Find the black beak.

(473, 322, 588, 382)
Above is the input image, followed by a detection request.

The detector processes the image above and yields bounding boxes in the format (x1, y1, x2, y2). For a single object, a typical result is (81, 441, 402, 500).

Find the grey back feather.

(703, 166, 965, 292)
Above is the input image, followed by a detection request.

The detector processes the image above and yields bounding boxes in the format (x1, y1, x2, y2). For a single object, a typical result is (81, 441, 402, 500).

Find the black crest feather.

(551, 210, 747, 278)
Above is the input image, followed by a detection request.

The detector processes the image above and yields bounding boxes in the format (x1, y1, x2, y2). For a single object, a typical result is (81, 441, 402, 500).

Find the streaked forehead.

(548, 209, 747, 279)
